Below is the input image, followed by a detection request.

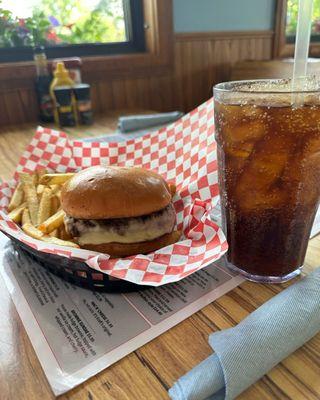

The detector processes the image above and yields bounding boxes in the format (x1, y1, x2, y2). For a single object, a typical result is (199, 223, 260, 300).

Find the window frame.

(274, 0, 320, 57)
(0, 0, 145, 63)
(0, 0, 173, 82)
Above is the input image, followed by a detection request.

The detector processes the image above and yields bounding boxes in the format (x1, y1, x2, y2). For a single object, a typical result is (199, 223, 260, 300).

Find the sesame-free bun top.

(61, 166, 172, 219)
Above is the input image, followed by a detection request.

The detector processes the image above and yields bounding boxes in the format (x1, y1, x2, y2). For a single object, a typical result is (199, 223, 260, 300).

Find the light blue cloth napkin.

(118, 111, 183, 133)
(169, 267, 320, 400)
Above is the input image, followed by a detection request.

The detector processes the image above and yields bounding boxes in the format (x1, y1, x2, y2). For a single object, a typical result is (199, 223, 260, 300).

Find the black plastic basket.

(6, 234, 147, 293)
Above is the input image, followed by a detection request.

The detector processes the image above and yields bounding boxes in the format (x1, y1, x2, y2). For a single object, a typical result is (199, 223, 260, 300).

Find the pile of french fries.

(8, 170, 79, 248)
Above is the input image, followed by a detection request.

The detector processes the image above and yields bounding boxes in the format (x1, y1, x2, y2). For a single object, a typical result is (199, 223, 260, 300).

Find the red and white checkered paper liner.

(0, 98, 227, 286)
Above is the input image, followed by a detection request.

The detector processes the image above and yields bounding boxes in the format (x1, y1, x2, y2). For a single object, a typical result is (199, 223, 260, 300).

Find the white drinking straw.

(292, 0, 314, 90)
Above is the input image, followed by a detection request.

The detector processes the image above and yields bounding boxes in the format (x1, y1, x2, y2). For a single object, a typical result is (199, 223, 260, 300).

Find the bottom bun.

(82, 230, 181, 258)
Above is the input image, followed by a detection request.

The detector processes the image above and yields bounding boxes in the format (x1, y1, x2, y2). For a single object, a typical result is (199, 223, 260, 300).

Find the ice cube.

(288, 135, 320, 205)
(241, 105, 265, 119)
(273, 106, 320, 136)
(236, 149, 288, 194)
(225, 141, 254, 158)
(215, 103, 240, 123)
(236, 189, 287, 212)
(283, 134, 320, 186)
(303, 134, 320, 159)
(224, 121, 266, 144)
(225, 142, 254, 172)
(233, 135, 292, 211)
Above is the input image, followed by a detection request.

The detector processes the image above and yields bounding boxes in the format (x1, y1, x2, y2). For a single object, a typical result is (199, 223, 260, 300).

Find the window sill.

(275, 42, 320, 58)
(0, 51, 172, 87)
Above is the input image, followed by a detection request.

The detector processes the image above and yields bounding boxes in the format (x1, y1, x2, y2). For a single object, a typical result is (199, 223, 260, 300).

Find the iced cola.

(214, 79, 320, 282)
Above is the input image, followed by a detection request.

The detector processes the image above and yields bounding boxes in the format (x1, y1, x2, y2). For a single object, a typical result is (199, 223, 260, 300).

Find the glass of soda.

(214, 78, 320, 283)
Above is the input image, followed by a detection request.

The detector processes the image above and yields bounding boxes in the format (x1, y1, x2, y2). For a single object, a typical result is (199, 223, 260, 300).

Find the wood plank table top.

(0, 115, 319, 400)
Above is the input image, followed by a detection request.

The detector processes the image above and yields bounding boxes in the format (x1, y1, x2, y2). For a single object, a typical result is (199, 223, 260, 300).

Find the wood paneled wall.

(0, 30, 273, 127)
(173, 30, 273, 112)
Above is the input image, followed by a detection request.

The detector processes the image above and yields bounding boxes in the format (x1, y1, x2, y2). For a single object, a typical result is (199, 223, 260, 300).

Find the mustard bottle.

(50, 62, 76, 125)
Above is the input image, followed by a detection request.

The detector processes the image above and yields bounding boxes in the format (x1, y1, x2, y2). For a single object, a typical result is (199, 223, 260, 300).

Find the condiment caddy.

(33, 48, 93, 127)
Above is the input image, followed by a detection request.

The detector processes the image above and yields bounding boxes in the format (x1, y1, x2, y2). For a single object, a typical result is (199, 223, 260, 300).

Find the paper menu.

(0, 234, 242, 396)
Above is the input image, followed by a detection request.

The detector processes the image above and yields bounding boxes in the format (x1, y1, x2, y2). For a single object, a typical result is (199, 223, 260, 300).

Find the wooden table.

(0, 115, 320, 400)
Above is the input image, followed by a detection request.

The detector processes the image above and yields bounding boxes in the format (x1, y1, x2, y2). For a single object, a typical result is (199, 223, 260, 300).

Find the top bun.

(61, 166, 172, 219)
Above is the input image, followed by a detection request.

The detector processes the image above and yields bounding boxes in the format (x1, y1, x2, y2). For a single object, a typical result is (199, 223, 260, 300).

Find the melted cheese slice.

(78, 228, 165, 245)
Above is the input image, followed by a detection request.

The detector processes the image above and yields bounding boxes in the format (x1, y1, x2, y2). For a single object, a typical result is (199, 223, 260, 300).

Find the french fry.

(22, 223, 44, 240)
(21, 207, 31, 225)
(35, 169, 46, 198)
(40, 173, 74, 186)
(50, 184, 60, 194)
(8, 182, 24, 211)
(24, 183, 39, 226)
(38, 209, 65, 233)
(22, 223, 78, 248)
(51, 195, 60, 215)
(11, 170, 81, 249)
(19, 172, 32, 184)
(38, 187, 52, 225)
(33, 171, 39, 186)
(42, 236, 79, 248)
(20, 172, 38, 185)
(49, 229, 58, 237)
(36, 184, 45, 197)
(50, 187, 61, 203)
(8, 202, 27, 223)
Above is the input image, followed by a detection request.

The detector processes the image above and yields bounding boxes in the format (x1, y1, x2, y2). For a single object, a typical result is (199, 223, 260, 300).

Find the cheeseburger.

(61, 166, 180, 257)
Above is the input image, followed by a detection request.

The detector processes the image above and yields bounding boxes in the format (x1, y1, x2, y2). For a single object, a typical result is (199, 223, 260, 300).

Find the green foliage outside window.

(286, 0, 320, 37)
(0, 0, 126, 48)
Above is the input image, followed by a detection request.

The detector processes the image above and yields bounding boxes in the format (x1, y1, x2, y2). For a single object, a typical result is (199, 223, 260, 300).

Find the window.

(0, 0, 145, 62)
(286, 0, 320, 43)
(274, 0, 320, 57)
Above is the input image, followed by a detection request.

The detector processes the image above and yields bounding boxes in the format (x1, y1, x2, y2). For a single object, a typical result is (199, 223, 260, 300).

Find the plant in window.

(0, 0, 126, 48)
(38, 0, 126, 44)
(0, 7, 30, 47)
(286, 0, 320, 38)
(0, 5, 54, 47)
